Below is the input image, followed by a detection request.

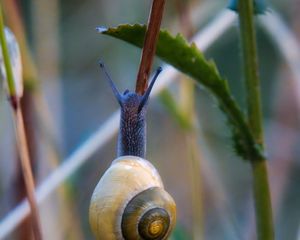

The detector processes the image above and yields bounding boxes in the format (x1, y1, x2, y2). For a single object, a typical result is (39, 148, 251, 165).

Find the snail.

(89, 62, 176, 240)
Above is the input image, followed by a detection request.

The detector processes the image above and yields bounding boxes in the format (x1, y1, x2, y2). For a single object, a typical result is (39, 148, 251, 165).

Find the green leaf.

(100, 24, 264, 161)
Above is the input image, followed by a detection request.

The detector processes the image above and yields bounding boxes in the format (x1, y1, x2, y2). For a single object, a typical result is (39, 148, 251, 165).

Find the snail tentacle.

(138, 67, 162, 112)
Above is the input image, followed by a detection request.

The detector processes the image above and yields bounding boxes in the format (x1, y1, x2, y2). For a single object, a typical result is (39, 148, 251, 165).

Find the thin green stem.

(0, 4, 16, 96)
(238, 1, 263, 141)
(238, 0, 274, 239)
(251, 161, 274, 239)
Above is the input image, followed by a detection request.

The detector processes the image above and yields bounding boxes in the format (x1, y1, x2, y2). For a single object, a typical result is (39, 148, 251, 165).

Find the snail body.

(89, 63, 176, 239)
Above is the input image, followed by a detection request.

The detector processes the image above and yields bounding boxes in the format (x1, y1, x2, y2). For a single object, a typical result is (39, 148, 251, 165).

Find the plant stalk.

(135, 0, 166, 94)
(238, 0, 274, 239)
(12, 104, 43, 240)
(0, 4, 43, 240)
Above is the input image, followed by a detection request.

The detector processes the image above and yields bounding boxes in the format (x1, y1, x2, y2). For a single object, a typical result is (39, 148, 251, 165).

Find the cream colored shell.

(89, 156, 163, 240)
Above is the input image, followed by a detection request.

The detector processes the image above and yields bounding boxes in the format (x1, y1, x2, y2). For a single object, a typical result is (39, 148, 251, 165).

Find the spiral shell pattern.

(89, 156, 176, 240)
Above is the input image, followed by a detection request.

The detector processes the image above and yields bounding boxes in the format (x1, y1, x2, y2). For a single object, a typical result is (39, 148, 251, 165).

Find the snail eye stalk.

(99, 61, 123, 106)
(138, 67, 162, 112)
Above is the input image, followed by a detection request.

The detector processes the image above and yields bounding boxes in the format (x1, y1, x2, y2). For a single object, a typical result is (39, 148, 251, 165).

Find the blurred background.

(0, 0, 300, 239)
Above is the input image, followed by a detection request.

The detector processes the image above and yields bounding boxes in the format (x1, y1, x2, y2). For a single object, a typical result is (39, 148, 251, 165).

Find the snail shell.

(89, 156, 176, 240)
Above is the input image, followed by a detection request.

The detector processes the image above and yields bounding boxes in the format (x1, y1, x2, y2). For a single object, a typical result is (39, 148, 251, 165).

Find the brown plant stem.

(13, 91, 39, 240)
(135, 0, 166, 94)
(11, 99, 43, 240)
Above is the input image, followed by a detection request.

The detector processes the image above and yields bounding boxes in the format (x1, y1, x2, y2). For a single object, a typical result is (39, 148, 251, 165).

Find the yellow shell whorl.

(121, 187, 176, 240)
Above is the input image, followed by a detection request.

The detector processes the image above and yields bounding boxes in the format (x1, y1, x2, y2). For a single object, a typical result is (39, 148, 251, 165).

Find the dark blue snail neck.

(118, 92, 147, 158)
(99, 62, 162, 159)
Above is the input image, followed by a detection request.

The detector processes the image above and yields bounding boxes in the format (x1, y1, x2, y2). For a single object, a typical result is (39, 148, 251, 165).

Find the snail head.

(99, 61, 162, 113)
